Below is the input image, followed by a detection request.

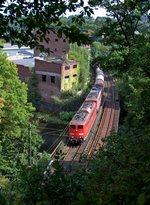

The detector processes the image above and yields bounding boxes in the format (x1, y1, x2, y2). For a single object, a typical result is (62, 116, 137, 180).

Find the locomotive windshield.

(78, 125, 83, 130)
(70, 125, 75, 130)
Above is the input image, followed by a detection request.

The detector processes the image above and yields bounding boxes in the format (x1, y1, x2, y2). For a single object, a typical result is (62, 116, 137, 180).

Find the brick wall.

(17, 64, 32, 83)
(37, 79, 60, 103)
(34, 31, 69, 58)
(35, 58, 62, 74)
(35, 58, 62, 102)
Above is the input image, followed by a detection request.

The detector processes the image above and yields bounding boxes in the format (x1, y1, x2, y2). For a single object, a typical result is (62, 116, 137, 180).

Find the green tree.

(28, 70, 41, 111)
(0, 0, 94, 47)
(1, 156, 84, 205)
(118, 42, 150, 127)
(69, 43, 90, 90)
(0, 50, 42, 175)
(1, 1, 150, 204)
(88, 0, 150, 126)
(89, 0, 149, 46)
(74, 128, 150, 205)
(78, 1, 150, 204)
(91, 41, 110, 67)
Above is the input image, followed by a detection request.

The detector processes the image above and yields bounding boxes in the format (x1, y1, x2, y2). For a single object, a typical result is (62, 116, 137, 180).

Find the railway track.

(84, 74, 116, 159)
(49, 73, 120, 169)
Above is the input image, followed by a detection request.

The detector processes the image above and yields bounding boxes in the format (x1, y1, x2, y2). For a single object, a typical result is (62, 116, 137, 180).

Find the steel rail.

(49, 72, 120, 170)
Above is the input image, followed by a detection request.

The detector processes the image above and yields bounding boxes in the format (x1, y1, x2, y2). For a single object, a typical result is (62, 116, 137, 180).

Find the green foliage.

(89, 1, 150, 129)
(38, 112, 68, 126)
(114, 37, 150, 127)
(119, 70, 150, 127)
(69, 43, 90, 90)
(75, 128, 150, 205)
(1, 156, 84, 205)
(88, 0, 150, 71)
(0, 40, 3, 50)
(28, 70, 41, 111)
(0, 0, 93, 47)
(91, 41, 110, 67)
(89, 0, 149, 47)
(80, 1, 150, 204)
(1, 1, 150, 204)
(0, 51, 42, 175)
(59, 111, 75, 122)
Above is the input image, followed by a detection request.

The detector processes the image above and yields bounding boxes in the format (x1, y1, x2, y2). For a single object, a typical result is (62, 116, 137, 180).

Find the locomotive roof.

(71, 101, 94, 123)
(87, 90, 99, 98)
(86, 87, 102, 99)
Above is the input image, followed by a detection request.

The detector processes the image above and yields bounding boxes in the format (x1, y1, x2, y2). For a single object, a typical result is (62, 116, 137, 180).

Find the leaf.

(137, 193, 146, 205)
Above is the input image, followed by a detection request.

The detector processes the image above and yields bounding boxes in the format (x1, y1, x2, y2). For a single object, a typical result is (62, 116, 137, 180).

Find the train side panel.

(68, 67, 104, 143)
(85, 87, 103, 111)
(83, 104, 97, 140)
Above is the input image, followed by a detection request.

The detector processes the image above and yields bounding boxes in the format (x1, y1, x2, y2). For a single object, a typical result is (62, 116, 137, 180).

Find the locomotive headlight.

(79, 133, 83, 135)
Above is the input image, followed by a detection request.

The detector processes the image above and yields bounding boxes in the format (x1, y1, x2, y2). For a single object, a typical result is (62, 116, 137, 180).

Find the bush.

(59, 111, 75, 122)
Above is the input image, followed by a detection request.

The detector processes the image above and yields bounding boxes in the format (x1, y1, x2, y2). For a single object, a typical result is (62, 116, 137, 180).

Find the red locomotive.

(68, 67, 104, 143)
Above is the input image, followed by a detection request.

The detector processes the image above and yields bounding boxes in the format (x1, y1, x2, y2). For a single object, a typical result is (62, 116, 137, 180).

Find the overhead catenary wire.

(46, 125, 68, 154)
(47, 127, 68, 153)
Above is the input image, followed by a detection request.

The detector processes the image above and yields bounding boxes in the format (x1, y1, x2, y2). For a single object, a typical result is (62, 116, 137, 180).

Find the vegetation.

(28, 70, 41, 111)
(35, 111, 75, 125)
(50, 43, 91, 115)
(0, 48, 42, 176)
(69, 43, 91, 90)
(0, 0, 150, 204)
(0, 0, 93, 48)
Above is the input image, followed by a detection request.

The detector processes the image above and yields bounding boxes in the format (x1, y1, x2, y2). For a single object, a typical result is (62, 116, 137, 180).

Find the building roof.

(10, 57, 35, 68)
(3, 44, 77, 68)
(35, 56, 77, 65)
(3, 43, 32, 51)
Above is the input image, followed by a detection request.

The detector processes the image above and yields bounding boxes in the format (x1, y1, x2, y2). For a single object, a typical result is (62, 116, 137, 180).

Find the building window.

(65, 76, 69, 83)
(55, 38, 58, 42)
(42, 75, 46, 82)
(62, 49, 66, 52)
(63, 39, 66, 42)
(55, 48, 57, 51)
(65, 65, 70, 70)
(73, 74, 77, 80)
(51, 76, 55, 83)
(73, 64, 77, 68)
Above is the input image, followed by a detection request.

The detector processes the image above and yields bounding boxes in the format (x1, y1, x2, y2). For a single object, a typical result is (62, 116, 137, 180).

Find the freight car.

(68, 67, 104, 143)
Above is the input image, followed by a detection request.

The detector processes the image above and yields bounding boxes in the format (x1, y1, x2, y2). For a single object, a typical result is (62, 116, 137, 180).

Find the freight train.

(68, 67, 104, 143)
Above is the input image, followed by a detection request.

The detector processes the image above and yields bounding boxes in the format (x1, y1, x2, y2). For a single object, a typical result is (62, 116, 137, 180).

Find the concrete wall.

(61, 62, 79, 91)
